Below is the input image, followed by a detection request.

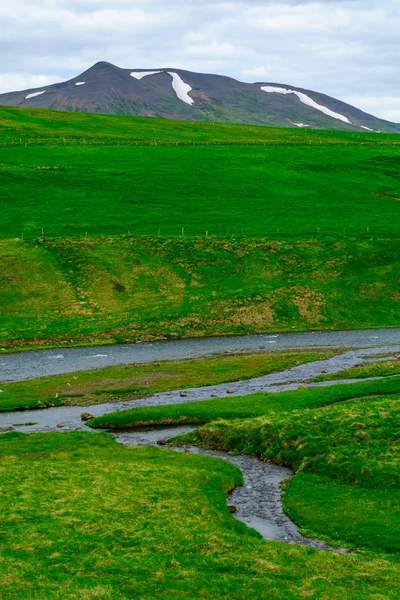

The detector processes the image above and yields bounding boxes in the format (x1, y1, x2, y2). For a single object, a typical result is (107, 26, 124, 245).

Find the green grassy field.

(0, 106, 400, 239)
(2, 104, 400, 145)
(2, 144, 400, 239)
(1, 431, 399, 599)
(0, 350, 327, 412)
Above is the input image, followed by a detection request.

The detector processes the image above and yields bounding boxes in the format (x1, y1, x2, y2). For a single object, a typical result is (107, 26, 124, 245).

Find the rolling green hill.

(1, 106, 400, 348)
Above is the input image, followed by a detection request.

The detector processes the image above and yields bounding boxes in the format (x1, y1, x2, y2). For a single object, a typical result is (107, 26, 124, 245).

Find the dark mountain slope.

(0, 61, 398, 133)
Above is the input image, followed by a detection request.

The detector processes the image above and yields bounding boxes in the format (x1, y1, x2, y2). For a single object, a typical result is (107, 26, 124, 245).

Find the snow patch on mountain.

(168, 72, 194, 105)
(130, 71, 161, 80)
(25, 91, 46, 100)
(291, 122, 309, 128)
(75, 82, 86, 86)
(261, 85, 351, 124)
(360, 125, 376, 132)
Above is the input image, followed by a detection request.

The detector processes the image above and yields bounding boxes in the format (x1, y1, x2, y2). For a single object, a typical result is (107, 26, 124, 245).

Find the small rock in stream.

(0, 427, 14, 433)
(179, 392, 188, 398)
(228, 505, 237, 514)
(157, 439, 168, 446)
(226, 389, 234, 394)
(57, 424, 64, 429)
(81, 413, 94, 422)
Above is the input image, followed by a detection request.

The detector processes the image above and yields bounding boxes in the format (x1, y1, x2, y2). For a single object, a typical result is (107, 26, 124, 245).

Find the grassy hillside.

(1, 104, 400, 145)
(2, 236, 400, 349)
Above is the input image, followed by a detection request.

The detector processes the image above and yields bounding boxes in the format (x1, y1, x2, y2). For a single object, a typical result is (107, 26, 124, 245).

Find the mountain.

(0, 61, 398, 133)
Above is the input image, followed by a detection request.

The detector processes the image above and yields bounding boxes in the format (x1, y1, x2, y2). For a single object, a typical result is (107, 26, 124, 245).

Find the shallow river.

(1, 327, 400, 383)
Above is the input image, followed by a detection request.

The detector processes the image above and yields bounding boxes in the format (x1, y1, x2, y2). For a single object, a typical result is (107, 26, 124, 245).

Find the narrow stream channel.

(117, 427, 348, 552)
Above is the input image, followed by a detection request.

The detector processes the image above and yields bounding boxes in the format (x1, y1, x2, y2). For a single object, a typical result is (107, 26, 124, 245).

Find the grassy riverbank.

(0, 350, 327, 412)
(89, 375, 400, 429)
(2, 236, 400, 349)
(1, 430, 399, 599)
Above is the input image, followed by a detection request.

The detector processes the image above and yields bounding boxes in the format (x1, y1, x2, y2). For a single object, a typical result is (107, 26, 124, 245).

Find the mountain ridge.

(0, 61, 398, 133)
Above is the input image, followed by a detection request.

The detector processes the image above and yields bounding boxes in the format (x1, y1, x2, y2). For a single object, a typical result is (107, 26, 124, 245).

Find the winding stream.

(2, 331, 399, 551)
(117, 427, 348, 552)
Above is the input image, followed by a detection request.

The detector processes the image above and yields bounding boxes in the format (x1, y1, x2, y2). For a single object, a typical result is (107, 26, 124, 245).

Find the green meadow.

(1, 106, 400, 598)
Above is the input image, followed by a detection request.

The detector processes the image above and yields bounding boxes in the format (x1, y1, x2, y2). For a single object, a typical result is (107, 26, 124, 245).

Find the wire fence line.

(0, 225, 395, 242)
(1, 138, 400, 149)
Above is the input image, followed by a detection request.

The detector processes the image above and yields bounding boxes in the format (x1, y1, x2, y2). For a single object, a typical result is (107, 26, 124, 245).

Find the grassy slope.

(89, 374, 400, 429)
(2, 104, 400, 144)
(2, 236, 400, 349)
(0, 350, 327, 412)
(175, 395, 400, 555)
(1, 431, 399, 600)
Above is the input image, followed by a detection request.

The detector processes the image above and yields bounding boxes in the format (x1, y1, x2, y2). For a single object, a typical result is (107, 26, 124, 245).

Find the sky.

(0, 0, 399, 122)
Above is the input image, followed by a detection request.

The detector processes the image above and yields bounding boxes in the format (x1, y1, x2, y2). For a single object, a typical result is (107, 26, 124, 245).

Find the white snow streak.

(360, 125, 376, 132)
(130, 70, 194, 105)
(75, 81, 86, 86)
(291, 122, 309, 128)
(130, 71, 161, 80)
(261, 85, 351, 124)
(25, 91, 46, 100)
(167, 72, 194, 105)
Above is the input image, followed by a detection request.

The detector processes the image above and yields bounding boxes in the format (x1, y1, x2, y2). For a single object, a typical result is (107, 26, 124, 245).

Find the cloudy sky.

(0, 0, 399, 121)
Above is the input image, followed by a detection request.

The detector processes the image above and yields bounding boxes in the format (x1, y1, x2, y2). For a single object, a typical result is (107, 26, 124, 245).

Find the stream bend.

(117, 427, 349, 553)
